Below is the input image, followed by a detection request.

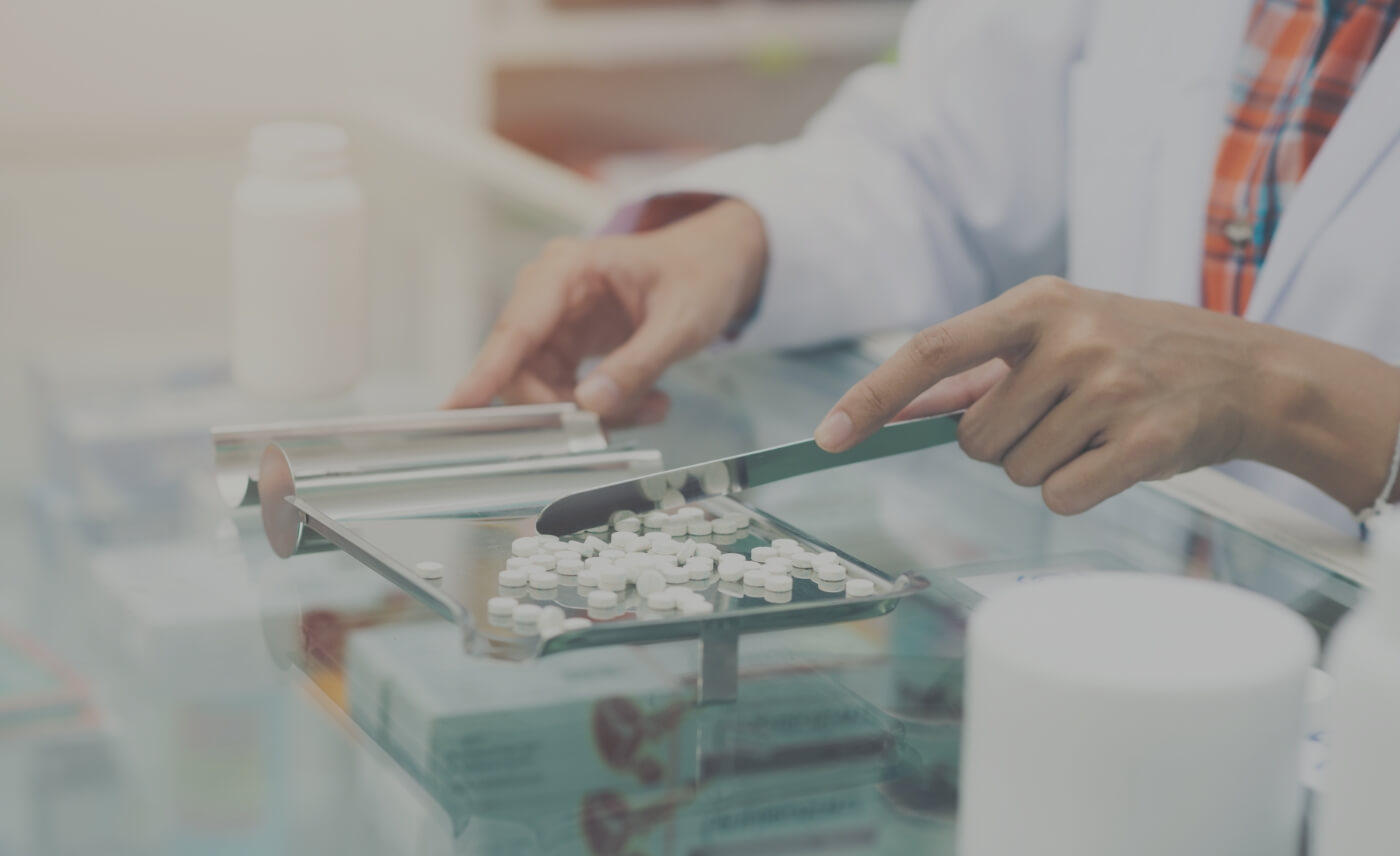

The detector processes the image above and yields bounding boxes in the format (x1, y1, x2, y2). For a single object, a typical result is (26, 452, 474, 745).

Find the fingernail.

(814, 410, 853, 450)
(575, 373, 622, 414)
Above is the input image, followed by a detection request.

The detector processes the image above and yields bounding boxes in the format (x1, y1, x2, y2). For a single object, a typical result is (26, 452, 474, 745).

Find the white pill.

(488, 596, 518, 616)
(724, 512, 751, 529)
(512, 603, 542, 623)
(646, 530, 672, 542)
(816, 564, 847, 582)
(626, 538, 652, 553)
(577, 569, 601, 587)
(650, 553, 679, 567)
(556, 556, 584, 575)
(719, 552, 746, 565)
(644, 511, 669, 529)
(771, 538, 798, 554)
(651, 539, 680, 556)
(764, 575, 793, 593)
(813, 551, 839, 566)
(743, 569, 769, 587)
(585, 556, 611, 569)
(529, 553, 557, 571)
(571, 540, 595, 558)
(680, 599, 715, 616)
(764, 558, 792, 576)
(688, 563, 713, 581)
(563, 617, 593, 631)
(662, 521, 688, 537)
(511, 537, 541, 557)
(615, 517, 641, 533)
(414, 561, 444, 579)
(506, 557, 533, 570)
(663, 565, 691, 584)
(666, 585, 695, 598)
(660, 489, 686, 510)
(672, 507, 701, 520)
(610, 531, 637, 547)
(712, 518, 738, 535)
(846, 579, 875, 597)
(647, 590, 677, 610)
(765, 590, 793, 604)
(790, 551, 815, 569)
(587, 524, 610, 533)
(585, 535, 609, 553)
(677, 539, 699, 564)
(538, 532, 561, 543)
(599, 568, 627, 591)
(718, 563, 745, 582)
(751, 546, 777, 562)
(696, 543, 721, 560)
(600, 549, 627, 561)
(687, 556, 715, 573)
(552, 548, 582, 562)
(528, 570, 559, 589)
(610, 509, 638, 524)
(588, 589, 619, 609)
(498, 568, 528, 588)
(636, 568, 667, 597)
(687, 520, 713, 536)
(745, 561, 762, 571)
(537, 606, 566, 636)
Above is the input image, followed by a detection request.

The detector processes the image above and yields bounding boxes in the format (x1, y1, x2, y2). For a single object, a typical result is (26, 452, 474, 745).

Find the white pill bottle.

(1312, 510, 1400, 856)
(232, 122, 367, 399)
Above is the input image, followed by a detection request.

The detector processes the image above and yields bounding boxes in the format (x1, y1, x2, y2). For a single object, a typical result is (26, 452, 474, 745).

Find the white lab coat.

(635, 0, 1400, 531)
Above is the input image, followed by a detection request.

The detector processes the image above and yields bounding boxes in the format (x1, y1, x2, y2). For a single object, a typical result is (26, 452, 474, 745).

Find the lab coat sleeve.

(613, 0, 1092, 350)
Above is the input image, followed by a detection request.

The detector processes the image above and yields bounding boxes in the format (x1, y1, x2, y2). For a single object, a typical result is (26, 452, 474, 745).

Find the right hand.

(444, 199, 767, 424)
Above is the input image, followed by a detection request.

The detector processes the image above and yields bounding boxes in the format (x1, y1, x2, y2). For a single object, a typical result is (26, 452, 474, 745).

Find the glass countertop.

(0, 117, 1363, 856)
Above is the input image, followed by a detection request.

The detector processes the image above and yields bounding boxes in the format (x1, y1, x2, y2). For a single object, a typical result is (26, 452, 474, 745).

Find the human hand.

(444, 199, 767, 425)
(815, 277, 1281, 514)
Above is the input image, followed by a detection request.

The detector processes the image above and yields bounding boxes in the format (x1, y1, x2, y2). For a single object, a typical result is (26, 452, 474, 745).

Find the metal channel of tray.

(288, 494, 928, 705)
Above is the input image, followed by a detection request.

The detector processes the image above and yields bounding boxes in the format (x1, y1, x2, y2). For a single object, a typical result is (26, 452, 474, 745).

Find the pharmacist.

(448, 0, 1400, 532)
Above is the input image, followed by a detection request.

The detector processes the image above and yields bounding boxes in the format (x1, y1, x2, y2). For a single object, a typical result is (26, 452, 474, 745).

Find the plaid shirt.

(1203, 0, 1400, 315)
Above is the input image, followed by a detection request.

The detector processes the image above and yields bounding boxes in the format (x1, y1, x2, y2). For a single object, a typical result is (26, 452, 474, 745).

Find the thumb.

(575, 315, 693, 422)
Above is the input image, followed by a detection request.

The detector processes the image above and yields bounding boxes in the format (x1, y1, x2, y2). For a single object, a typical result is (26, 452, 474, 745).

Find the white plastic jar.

(232, 122, 367, 399)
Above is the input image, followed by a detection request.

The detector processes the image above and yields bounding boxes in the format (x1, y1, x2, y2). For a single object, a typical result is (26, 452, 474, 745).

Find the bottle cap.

(249, 121, 349, 179)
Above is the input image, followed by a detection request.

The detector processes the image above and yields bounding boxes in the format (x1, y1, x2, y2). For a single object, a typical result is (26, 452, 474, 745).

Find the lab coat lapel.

(1247, 35, 1400, 323)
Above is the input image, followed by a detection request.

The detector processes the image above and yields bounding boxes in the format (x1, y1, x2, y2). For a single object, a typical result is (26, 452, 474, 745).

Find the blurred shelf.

(487, 0, 910, 68)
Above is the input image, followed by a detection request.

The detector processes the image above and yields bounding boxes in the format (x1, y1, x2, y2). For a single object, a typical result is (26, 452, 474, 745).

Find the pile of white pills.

(495, 505, 878, 635)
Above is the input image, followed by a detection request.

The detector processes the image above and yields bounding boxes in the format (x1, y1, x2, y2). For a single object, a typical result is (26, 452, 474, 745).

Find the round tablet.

(718, 563, 745, 582)
(663, 566, 690, 585)
(488, 596, 518, 616)
(688, 563, 713, 581)
(552, 548, 582, 562)
(587, 589, 619, 609)
(711, 518, 737, 535)
(846, 579, 875, 597)
(537, 606, 566, 635)
(511, 537, 541, 557)
(528, 570, 559, 589)
(651, 540, 680, 556)
(610, 531, 637, 547)
(764, 575, 793, 593)
(816, 564, 847, 582)
(646, 530, 673, 543)
(585, 556, 611, 569)
(414, 561, 444, 579)
(720, 552, 746, 565)
(790, 551, 815, 569)
(696, 543, 722, 560)
(529, 553, 557, 571)
(587, 524, 610, 533)
(743, 570, 769, 588)
(636, 568, 667, 597)
(687, 520, 713, 536)
(676, 540, 699, 564)
(572, 540, 596, 558)
(751, 546, 777, 562)
(675, 507, 704, 520)
(650, 553, 679, 567)
(724, 512, 751, 529)
(813, 551, 839, 567)
(680, 600, 715, 616)
(507, 556, 534, 570)
(644, 511, 669, 529)
(772, 538, 799, 555)
(562, 617, 592, 631)
(498, 568, 528, 588)
(585, 535, 609, 553)
(662, 521, 688, 537)
(600, 549, 627, 561)
(599, 568, 628, 591)
(647, 590, 677, 610)
(615, 517, 642, 533)
(626, 539, 652, 553)
(764, 558, 792, 575)
(578, 569, 600, 588)
(556, 556, 584, 575)
(512, 603, 542, 623)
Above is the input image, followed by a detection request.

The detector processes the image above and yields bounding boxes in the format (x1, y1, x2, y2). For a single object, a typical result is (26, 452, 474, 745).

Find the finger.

(443, 258, 583, 408)
(955, 357, 1069, 464)
(816, 297, 1040, 451)
(894, 359, 1010, 421)
(1040, 439, 1152, 516)
(999, 393, 1104, 487)
(574, 312, 696, 422)
(501, 369, 572, 406)
(632, 391, 671, 426)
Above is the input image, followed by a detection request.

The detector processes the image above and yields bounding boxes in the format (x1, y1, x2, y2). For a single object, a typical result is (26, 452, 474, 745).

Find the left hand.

(814, 277, 1275, 514)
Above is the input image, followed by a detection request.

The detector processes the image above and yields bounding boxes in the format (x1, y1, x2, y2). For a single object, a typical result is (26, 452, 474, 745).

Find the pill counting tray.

(283, 495, 928, 704)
